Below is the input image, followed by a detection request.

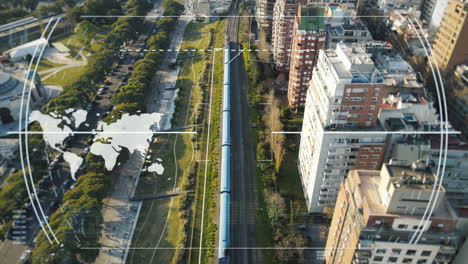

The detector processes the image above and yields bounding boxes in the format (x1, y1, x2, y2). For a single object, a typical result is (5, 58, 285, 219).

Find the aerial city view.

(0, 0, 467, 263)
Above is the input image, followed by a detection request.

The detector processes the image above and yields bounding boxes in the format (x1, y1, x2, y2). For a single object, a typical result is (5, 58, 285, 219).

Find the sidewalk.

(93, 151, 145, 264)
(146, 17, 191, 130)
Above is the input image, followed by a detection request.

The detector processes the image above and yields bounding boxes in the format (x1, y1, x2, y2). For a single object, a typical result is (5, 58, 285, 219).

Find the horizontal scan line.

(272, 131, 461, 135)
(8, 131, 196, 135)
(80, 247, 372, 250)
(80, 15, 391, 18)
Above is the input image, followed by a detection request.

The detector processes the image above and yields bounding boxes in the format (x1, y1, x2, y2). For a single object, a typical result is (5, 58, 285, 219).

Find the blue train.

(218, 45, 231, 264)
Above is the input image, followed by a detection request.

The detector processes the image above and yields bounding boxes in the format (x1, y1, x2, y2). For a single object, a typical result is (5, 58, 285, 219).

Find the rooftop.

(385, 163, 436, 189)
(352, 167, 453, 219)
(298, 7, 325, 31)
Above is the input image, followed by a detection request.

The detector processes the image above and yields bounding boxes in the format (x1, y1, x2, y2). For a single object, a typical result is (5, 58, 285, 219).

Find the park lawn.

(192, 19, 226, 264)
(129, 20, 224, 264)
(36, 59, 65, 72)
(126, 198, 176, 264)
(42, 65, 86, 87)
(55, 24, 110, 58)
(277, 150, 303, 200)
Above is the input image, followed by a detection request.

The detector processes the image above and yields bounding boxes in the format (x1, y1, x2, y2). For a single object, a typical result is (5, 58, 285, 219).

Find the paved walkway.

(94, 151, 145, 264)
(146, 17, 191, 130)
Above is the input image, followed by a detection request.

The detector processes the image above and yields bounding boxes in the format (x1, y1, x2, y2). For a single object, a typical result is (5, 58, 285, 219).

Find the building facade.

(256, 0, 276, 33)
(421, 0, 450, 31)
(326, 18, 373, 49)
(431, 0, 468, 71)
(272, 0, 307, 72)
(298, 43, 434, 212)
(388, 134, 468, 210)
(287, 6, 326, 108)
(324, 164, 462, 264)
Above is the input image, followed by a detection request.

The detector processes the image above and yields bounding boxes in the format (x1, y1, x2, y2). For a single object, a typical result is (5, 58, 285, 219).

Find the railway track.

(224, 2, 260, 263)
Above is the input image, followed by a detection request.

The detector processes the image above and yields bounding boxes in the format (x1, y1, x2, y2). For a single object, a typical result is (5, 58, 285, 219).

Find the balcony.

(332, 111, 349, 116)
(353, 257, 369, 264)
(358, 240, 373, 249)
(355, 250, 372, 258)
(439, 246, 457, 254)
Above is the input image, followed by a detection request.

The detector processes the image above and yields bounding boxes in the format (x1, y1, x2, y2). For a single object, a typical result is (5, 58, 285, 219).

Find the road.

(227, 4, 260, 264)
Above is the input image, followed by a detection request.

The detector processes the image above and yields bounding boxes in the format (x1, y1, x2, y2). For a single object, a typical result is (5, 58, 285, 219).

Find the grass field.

(127, 20, 224, 264)
(38, 23, 109, 87)
(36, 60, 65, 72)
(42, 66, 86, 87)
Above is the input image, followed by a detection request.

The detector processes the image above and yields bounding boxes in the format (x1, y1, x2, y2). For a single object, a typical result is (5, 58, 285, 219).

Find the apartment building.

(431, 0, 468, 71)
(377, 0, 424, 13)
(387, 10, 429, 56)
(388, 134, 468, 209)
(325, 6, 373, 49)
(272, 0, 307, 72)
(324, 164, 463, 264)
(287, 6, 326, 108)
(420, 0, 450, 31)
(298, 43, 433, 212)
(256, 0, 276, 33)
(326, 18, 372, 49)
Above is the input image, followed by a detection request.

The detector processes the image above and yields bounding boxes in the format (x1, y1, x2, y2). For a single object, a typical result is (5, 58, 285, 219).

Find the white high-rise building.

(298, 43, 436, 212)
(421, 0, 450, 31)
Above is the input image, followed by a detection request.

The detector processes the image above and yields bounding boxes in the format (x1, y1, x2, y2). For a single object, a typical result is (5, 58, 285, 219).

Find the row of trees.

(29, 1, 154, 262)
(241, 8, 308, 262)
(42, 0, 152, 115)
(104, 1, 184, 123)
(0, 8, 28, 24)
(0, 0, 39, 10)
(31, 170, 110, 263)
(0, 122, 47, 239)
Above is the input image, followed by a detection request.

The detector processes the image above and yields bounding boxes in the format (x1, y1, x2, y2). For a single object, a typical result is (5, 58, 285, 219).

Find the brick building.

(271, 0, 307, 72)
(287, 6, 326, 109)
(324, 164, 463, 264)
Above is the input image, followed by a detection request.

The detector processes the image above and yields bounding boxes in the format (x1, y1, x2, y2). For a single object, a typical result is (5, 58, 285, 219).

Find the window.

(359, 162, 367, 166)
(362, 148, 370, 152)
(397, 224, 408, 229)
(351, 88, 368, 93)
(373, 148, 382, 152)
(373, 256, 383, 262)
(376, 248, 386, 254)
(406, 250, 416, 256)
(360, 155, 368, 159)
(421, 251, 431, 256)
(389, 257, 398, 263)
(402, 258, 413, 263)
(392, 249, 402, 255)
(372, 155, 380, 159)
(417, 259, 428, 264)
(350, 97, 363, 102)
(371, 96, 378, 102)
(375, 220, 382, 225)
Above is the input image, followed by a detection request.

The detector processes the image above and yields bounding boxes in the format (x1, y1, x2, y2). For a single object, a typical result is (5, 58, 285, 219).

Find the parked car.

(21, 250, 32, 263)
